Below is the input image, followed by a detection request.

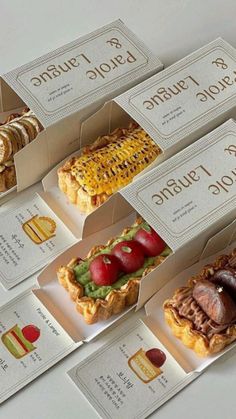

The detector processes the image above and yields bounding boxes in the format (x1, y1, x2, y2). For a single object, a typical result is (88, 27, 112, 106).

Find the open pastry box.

(0, 117, 235, 295)
(0, 218, 235, 407)
(0, 19, 163, 200)
(0, 116, 235, 404)
(41, 37, 236, 238)
(67, 222, 236, 419)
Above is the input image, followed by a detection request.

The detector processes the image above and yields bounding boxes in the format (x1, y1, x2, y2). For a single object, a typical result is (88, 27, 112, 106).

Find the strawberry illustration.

(22, 325, 40, 343)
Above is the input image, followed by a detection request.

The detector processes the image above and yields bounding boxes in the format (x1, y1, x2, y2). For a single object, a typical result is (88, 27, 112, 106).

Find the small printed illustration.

(22, 215, 56, 244)
(1, 324, 40, 359)
(128, 348, 166, 383)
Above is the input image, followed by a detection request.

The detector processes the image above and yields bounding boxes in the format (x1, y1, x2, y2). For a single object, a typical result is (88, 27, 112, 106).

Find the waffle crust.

(163, 249, 236, 357)
(57, 123, 161, 214)
(57, 218, 166, 324)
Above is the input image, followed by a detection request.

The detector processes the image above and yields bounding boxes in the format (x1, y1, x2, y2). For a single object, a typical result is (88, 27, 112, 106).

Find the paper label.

(0, 194, 76, 289)
(68, 321, 191, 419)
(129, 46, 236, 137)
(2, 21, 160, 126)
(0, 290, 75, 404)
(121, 121, 236, 250)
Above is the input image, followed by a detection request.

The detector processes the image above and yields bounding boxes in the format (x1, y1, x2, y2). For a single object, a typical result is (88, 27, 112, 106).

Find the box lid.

(115, 38, 236, 153)
(1, 20, 162, 127)
(120, 119, 236, 251)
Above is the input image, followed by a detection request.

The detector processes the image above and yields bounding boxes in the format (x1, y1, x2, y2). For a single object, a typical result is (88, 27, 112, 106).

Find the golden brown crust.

(163, 249, 236, 357)
(57, 127, 131, 211)
(0, 108, 43, 192)
(0, 162, 16, 192)
(57, 218, 167, 324)
(57, 122, 161, 213)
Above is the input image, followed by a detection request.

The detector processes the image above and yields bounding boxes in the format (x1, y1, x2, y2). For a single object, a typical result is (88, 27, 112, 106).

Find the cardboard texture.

(67, 235, 236, 419)
(0, 20, 162, 195)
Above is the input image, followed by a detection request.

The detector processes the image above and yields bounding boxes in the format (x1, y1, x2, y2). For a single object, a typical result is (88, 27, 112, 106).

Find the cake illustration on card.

(128, 348, 166, 383)
(22, 215, 56, 244)
(1, 324, 40, 359)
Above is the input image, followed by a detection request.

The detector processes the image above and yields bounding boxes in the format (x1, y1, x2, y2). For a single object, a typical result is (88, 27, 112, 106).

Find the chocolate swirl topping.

(171, 287, 229, 338)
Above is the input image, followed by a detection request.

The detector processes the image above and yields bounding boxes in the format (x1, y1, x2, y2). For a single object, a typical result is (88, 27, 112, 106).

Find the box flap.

(121, 119, 236, 251)
(0, 193, 76, 290)
(145, 242, 236, 374)
(2, 20, 162, 128)
(200, 218, 236, 260)
(115, 38, 236, 153)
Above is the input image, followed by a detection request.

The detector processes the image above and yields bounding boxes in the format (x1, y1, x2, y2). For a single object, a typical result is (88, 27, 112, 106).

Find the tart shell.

(163, 249, 236, 357)
(57, 218, 166, 324)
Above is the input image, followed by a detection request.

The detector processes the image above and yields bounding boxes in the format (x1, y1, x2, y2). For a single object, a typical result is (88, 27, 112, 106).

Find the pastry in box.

(164, 248, 236, 357)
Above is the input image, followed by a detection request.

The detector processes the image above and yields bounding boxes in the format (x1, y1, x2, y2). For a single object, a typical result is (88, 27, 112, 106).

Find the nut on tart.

(163, 249, 236, 357)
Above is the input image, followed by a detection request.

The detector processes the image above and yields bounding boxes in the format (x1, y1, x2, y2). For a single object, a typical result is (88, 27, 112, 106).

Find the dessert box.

(41, 37, 236, 237)
(0, 19, 162, 200)
(0, 127, 235, 405)
(67, 223, 236, 419)
(0, 118, 235, 294)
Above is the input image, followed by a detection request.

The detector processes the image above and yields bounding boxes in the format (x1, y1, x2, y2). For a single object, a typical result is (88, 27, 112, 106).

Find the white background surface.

(1, 1, 236, 418)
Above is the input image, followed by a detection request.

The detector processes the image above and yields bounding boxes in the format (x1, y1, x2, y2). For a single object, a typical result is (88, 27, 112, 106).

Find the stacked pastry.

(58, 122, 161, 213)
(0, 109, 42, 191)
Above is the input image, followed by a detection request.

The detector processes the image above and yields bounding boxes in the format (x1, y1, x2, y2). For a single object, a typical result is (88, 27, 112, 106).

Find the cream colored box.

(78, 37, 236, 170)
(40, 38, 236, 239)
(67, 224, 236, 419)
(0, 119, 235, 298)
(0, 122, 235, 404)
(0, 19, 163, 200)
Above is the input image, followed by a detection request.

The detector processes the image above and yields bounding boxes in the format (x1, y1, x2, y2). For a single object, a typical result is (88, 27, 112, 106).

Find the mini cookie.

(19, 118, 36, 141)
(9, 121, 30, 146)
(6, 124, 24, 152)
(0, 126, 18, 155)
(0, 130, 13, 163)
(0, 161, 16, 191)
(23, 115, 42, 135)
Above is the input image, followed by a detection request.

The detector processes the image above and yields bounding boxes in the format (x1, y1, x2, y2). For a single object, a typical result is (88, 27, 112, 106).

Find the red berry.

(89, 254, 120, 286)
(134, 225, 166, 257)
(146, 348, 166, 368)
(111, 240, 144, 273)
(22, 325, 40, 343)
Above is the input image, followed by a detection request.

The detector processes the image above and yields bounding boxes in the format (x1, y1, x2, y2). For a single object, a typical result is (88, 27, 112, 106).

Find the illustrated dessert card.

(0, 289, 77, 404)
(0, 194, 76, 289)
(68, 320, 195, 419)
(68, 240, 236, 419)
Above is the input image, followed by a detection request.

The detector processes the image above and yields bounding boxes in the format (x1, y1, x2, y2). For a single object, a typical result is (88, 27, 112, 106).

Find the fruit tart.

(57, 122, 161, 214)
(57, 217, 171, 324)
(164, 248, 236, 357)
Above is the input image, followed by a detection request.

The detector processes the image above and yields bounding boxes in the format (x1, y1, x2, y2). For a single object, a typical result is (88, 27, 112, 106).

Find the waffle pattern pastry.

(0, 108, 43, 191)
(164, 249, 236, 357)
(58, 123, 161, 213)
(57, 218, 169, 324)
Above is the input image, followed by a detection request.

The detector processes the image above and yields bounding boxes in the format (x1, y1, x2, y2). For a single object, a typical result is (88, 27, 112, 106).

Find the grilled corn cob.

(58, 122, 161, 213)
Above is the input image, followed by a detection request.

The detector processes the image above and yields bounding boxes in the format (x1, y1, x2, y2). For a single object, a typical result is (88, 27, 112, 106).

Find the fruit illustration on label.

(22, 215, 56, 244)
(128, 347, 166, 383)
(1, 324, 40, 359)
